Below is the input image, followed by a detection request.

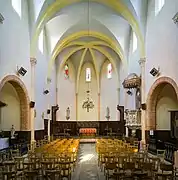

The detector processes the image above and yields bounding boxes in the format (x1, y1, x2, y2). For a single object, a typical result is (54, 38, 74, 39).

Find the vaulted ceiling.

(30, 0, 146, 80)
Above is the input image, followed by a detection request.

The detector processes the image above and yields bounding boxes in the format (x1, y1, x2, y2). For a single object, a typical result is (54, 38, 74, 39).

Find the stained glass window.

(107, 63, 112, 79)
(86, 68, 91, 82)
(64, 64, 69, 78)
(133, 32, 137, 52)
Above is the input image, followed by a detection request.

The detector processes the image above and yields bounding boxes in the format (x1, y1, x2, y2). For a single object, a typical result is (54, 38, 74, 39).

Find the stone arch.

(146, 77, 178, 130)
(0, 75, 30, 130)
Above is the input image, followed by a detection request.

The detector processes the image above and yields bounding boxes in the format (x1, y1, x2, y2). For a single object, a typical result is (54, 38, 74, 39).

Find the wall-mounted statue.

(10, 125, 15, 138)
(66, 107, 70, 120)
(135, 88, 141, 109)
(105, 106, 110, 121)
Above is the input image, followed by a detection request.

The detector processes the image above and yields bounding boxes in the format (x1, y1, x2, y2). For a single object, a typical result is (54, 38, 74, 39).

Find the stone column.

(30, 57, 37, 143)
(46, 80, 51, 141)
(125, 89, 129, 137)
(76, 93, 78, 120)
(139, 57, 146, 143)
(117, 88, 120, 104)
(98, 93, 100, 121)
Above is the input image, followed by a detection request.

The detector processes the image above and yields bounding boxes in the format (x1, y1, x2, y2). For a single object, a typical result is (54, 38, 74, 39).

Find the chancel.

(0, 0, 178, 179)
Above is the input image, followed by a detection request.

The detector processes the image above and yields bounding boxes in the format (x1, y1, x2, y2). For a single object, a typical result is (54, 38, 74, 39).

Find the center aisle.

(72, 143, 105, 180)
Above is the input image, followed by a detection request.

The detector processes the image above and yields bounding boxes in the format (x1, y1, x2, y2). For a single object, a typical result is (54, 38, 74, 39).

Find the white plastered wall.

(145, 0, 178, 98)
(0, 0, 31, 91)
(58, 60, 76, 121)
(100, 60, 118, 121)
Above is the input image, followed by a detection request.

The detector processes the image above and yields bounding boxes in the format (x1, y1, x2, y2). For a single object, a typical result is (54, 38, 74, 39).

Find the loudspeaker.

(29, 101, 35, 108)
(173, 12, 178, 24)
(0, 13, 4, 24)
(150, 68, 159, 77)
(141, 103, 146, 110)
(17, 67, 27, 76)
(43, 90, 49, 94)
(47, 109, 50, 114)
(127, 90, 132, 95)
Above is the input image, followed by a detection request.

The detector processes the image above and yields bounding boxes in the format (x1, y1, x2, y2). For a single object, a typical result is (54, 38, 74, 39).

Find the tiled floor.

(72, 143, 105, 180)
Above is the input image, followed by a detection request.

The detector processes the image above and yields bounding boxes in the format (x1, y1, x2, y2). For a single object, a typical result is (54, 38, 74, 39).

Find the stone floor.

(72, 143, 105, 180)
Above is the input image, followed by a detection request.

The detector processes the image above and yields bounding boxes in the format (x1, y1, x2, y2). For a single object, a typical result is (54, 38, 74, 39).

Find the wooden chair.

(23, 161, 39, 180)
(155, 163, 174, 180)
(59, 156, 72, 180)
(2, 161, 17, 180)
(41, 157, 60, 180)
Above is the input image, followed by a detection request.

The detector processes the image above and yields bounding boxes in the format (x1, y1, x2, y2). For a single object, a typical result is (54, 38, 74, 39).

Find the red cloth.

(79, 128, 96, 134)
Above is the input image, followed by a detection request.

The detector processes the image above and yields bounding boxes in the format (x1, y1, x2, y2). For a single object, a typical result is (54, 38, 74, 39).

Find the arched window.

(155, 0, 165, 16)
(64, 64, 69, 78)
(132, 32, 137, 52)
(38, 29, 44, 53)
(11, 0, 21, 18)
(107, 63, 112, 79)
(86, 68, 91, 82)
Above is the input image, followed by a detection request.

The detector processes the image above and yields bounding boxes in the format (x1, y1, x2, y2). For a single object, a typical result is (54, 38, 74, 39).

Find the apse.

(78, 62, 98, 121)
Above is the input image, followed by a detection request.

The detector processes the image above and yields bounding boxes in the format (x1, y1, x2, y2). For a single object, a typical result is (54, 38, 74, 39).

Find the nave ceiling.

(30, 0, 146, 82)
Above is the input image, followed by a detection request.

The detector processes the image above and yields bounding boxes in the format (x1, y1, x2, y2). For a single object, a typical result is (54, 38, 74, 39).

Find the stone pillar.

(98, 93, 100, 121)
(76, 93, 78, 120)
(125, 89, 129, 137)
(117, 87, 120, 104)
(30, 57, 37, 143)
(139, 57, 146, 143)
(46, 80, 51, 141)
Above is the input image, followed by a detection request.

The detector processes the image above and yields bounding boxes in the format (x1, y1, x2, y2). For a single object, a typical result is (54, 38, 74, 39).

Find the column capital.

(139, 57, 146, 65)
(30, 57, 37, 65)
(47, 77, 52, 84)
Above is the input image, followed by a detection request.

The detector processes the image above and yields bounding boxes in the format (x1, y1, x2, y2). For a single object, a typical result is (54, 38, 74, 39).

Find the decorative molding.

(139, 57, 146, 65)
(47, 77, 52, 84)
(0, 13, 4, 24)
(30, 57, 37, 65)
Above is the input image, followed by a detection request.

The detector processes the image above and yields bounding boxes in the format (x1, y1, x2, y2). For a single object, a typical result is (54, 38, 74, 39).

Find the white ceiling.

(45, 2, 131, 54)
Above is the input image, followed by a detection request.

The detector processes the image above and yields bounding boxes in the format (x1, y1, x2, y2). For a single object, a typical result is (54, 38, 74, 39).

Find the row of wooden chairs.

(96, 138, 174, 180)
(0, 138, 80, 180)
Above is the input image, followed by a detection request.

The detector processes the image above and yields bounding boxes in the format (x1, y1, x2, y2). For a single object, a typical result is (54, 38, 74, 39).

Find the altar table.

(79, 128, 97, 136)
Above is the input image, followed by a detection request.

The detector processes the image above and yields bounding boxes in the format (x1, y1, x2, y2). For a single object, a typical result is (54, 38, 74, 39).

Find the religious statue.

(105, 106, 110, 121)
(66, 107, 70, 120)
(10, 125, 15, 138)
(135, 88, 141, 109)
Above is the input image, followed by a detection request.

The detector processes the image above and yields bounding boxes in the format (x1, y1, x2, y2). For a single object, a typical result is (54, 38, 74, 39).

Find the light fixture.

(43, 89, 49, 94)
(141, 103, 146, 110)
(173, 12, 178, 24)
(0, 13, 4, 24)
(127, 90, 132, 95)
(82, 83, 94, 112)
(29, 101, 35, 108)
(47, 109, 50, 114)
(17, 66, 27, 76)
(150, 67, 160, 77)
